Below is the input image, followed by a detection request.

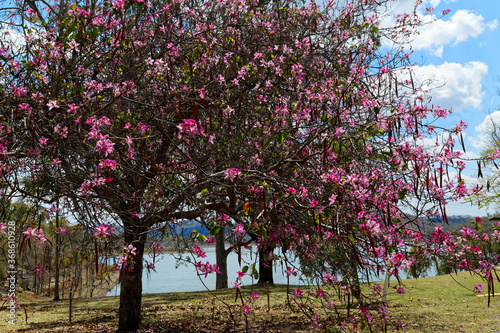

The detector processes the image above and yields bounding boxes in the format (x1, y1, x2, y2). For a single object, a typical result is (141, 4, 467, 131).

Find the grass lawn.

(1, 271, 499, 332)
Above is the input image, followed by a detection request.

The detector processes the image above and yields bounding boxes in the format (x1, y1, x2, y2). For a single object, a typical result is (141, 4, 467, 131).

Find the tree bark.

(215, 226, 228, 289)
(54, 203, 60, 301)
(258, 245, 274, 285)
(118, 223, 147, 332)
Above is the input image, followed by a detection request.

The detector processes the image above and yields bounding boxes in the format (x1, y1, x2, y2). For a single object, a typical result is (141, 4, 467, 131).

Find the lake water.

(107, 247, 305, 296)
(107, 248, 436, 296)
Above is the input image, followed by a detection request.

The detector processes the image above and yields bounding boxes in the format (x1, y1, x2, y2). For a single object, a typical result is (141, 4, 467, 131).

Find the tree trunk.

(258, 245, 274, 285)
(118, 223, 147, 332)
(215, 226, 228, 289)
(54, 204, 60, 301)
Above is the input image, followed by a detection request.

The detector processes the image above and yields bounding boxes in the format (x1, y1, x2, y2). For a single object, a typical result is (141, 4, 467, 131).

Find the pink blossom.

(224, 168, 241, 182)
(193, 245, 207, 258)
(285, 266, 296, 278)
(118, 256, 128, 267)
(124, 244, 137, 256)
(459, 259, 471, 270)
(311, 314, 322, 329)
(152, 242, 163, 254)
(56, 226, 68, 236)
(112, 0, 125, 11)
(67, 103, 79, 114)
(38, 137, 49, 145)
(198, 261, 221, 278)
(241, 304, 251, 315)
(292, 288, 303, 297)
(177, 119, 204, 137)
(47, 100, 59, 110)
(98, 159, 119, 170)
(0, 223, 6, 234)
(315, 288, 326, 297)
(54, 124, 68, 138)
(34, 266, 46, 277)
(18, 103, 32, 114)
(395, 286, 405, 295)
(23, 227, 36, 239)
(94, 224, 110, 238)
(198, 88, 206, 99)
(322, 273, 338, 285)
(51, 158, 62, 168)
(68, 40, 80, 51)
(137, 122, 150, 134)
(232, 223, 246, 237)
(205, 236, 216, 244)
(95, 136, 115, 156)
(471, 246, 482, 254)
(249, 292, 260, 302)
(474, 284, 483, 293)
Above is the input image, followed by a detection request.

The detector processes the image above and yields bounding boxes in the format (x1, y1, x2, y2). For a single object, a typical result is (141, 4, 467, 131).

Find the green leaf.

(251, 264, 259, 279)
(273, 131, 288, 143)
(210, 225, 220, 235)
(242, 265, 249, 274)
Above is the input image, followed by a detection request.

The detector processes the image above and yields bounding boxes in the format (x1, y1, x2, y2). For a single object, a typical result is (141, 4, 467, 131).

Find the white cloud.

(429, 0, 441, 7)
(472, 111, 500, 150)
(487, 19, 499, 31)
(445, 200, 487, 216)
(412, 10, 498, 57)
(411, 61, 488, 111)
(0, 28, 24, 53)
(381, 1, 497, 57)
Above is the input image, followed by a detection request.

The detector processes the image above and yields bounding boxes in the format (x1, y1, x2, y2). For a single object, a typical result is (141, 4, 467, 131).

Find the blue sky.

(386, 0, 500, 216)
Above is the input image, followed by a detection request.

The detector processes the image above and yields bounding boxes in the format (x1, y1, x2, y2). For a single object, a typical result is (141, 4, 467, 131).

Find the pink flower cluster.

(196, 261, 221, 278)
(177, 119, 204, 138)
(232, 223, 246, 237)
(193, 245, 207, 258)
(34, 265, 46, 277)
(224, 168, 241, 182)
(94, 224, 112, 238)
(23, 227, 47, 244)
(116, 244, 138, 272)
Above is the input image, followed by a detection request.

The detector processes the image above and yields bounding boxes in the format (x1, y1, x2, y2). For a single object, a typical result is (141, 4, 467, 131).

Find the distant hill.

(172, 220, 210, 237)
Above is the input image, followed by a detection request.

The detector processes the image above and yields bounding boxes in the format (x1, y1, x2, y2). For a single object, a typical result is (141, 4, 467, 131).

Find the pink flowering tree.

(0, 0, 495, 331)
